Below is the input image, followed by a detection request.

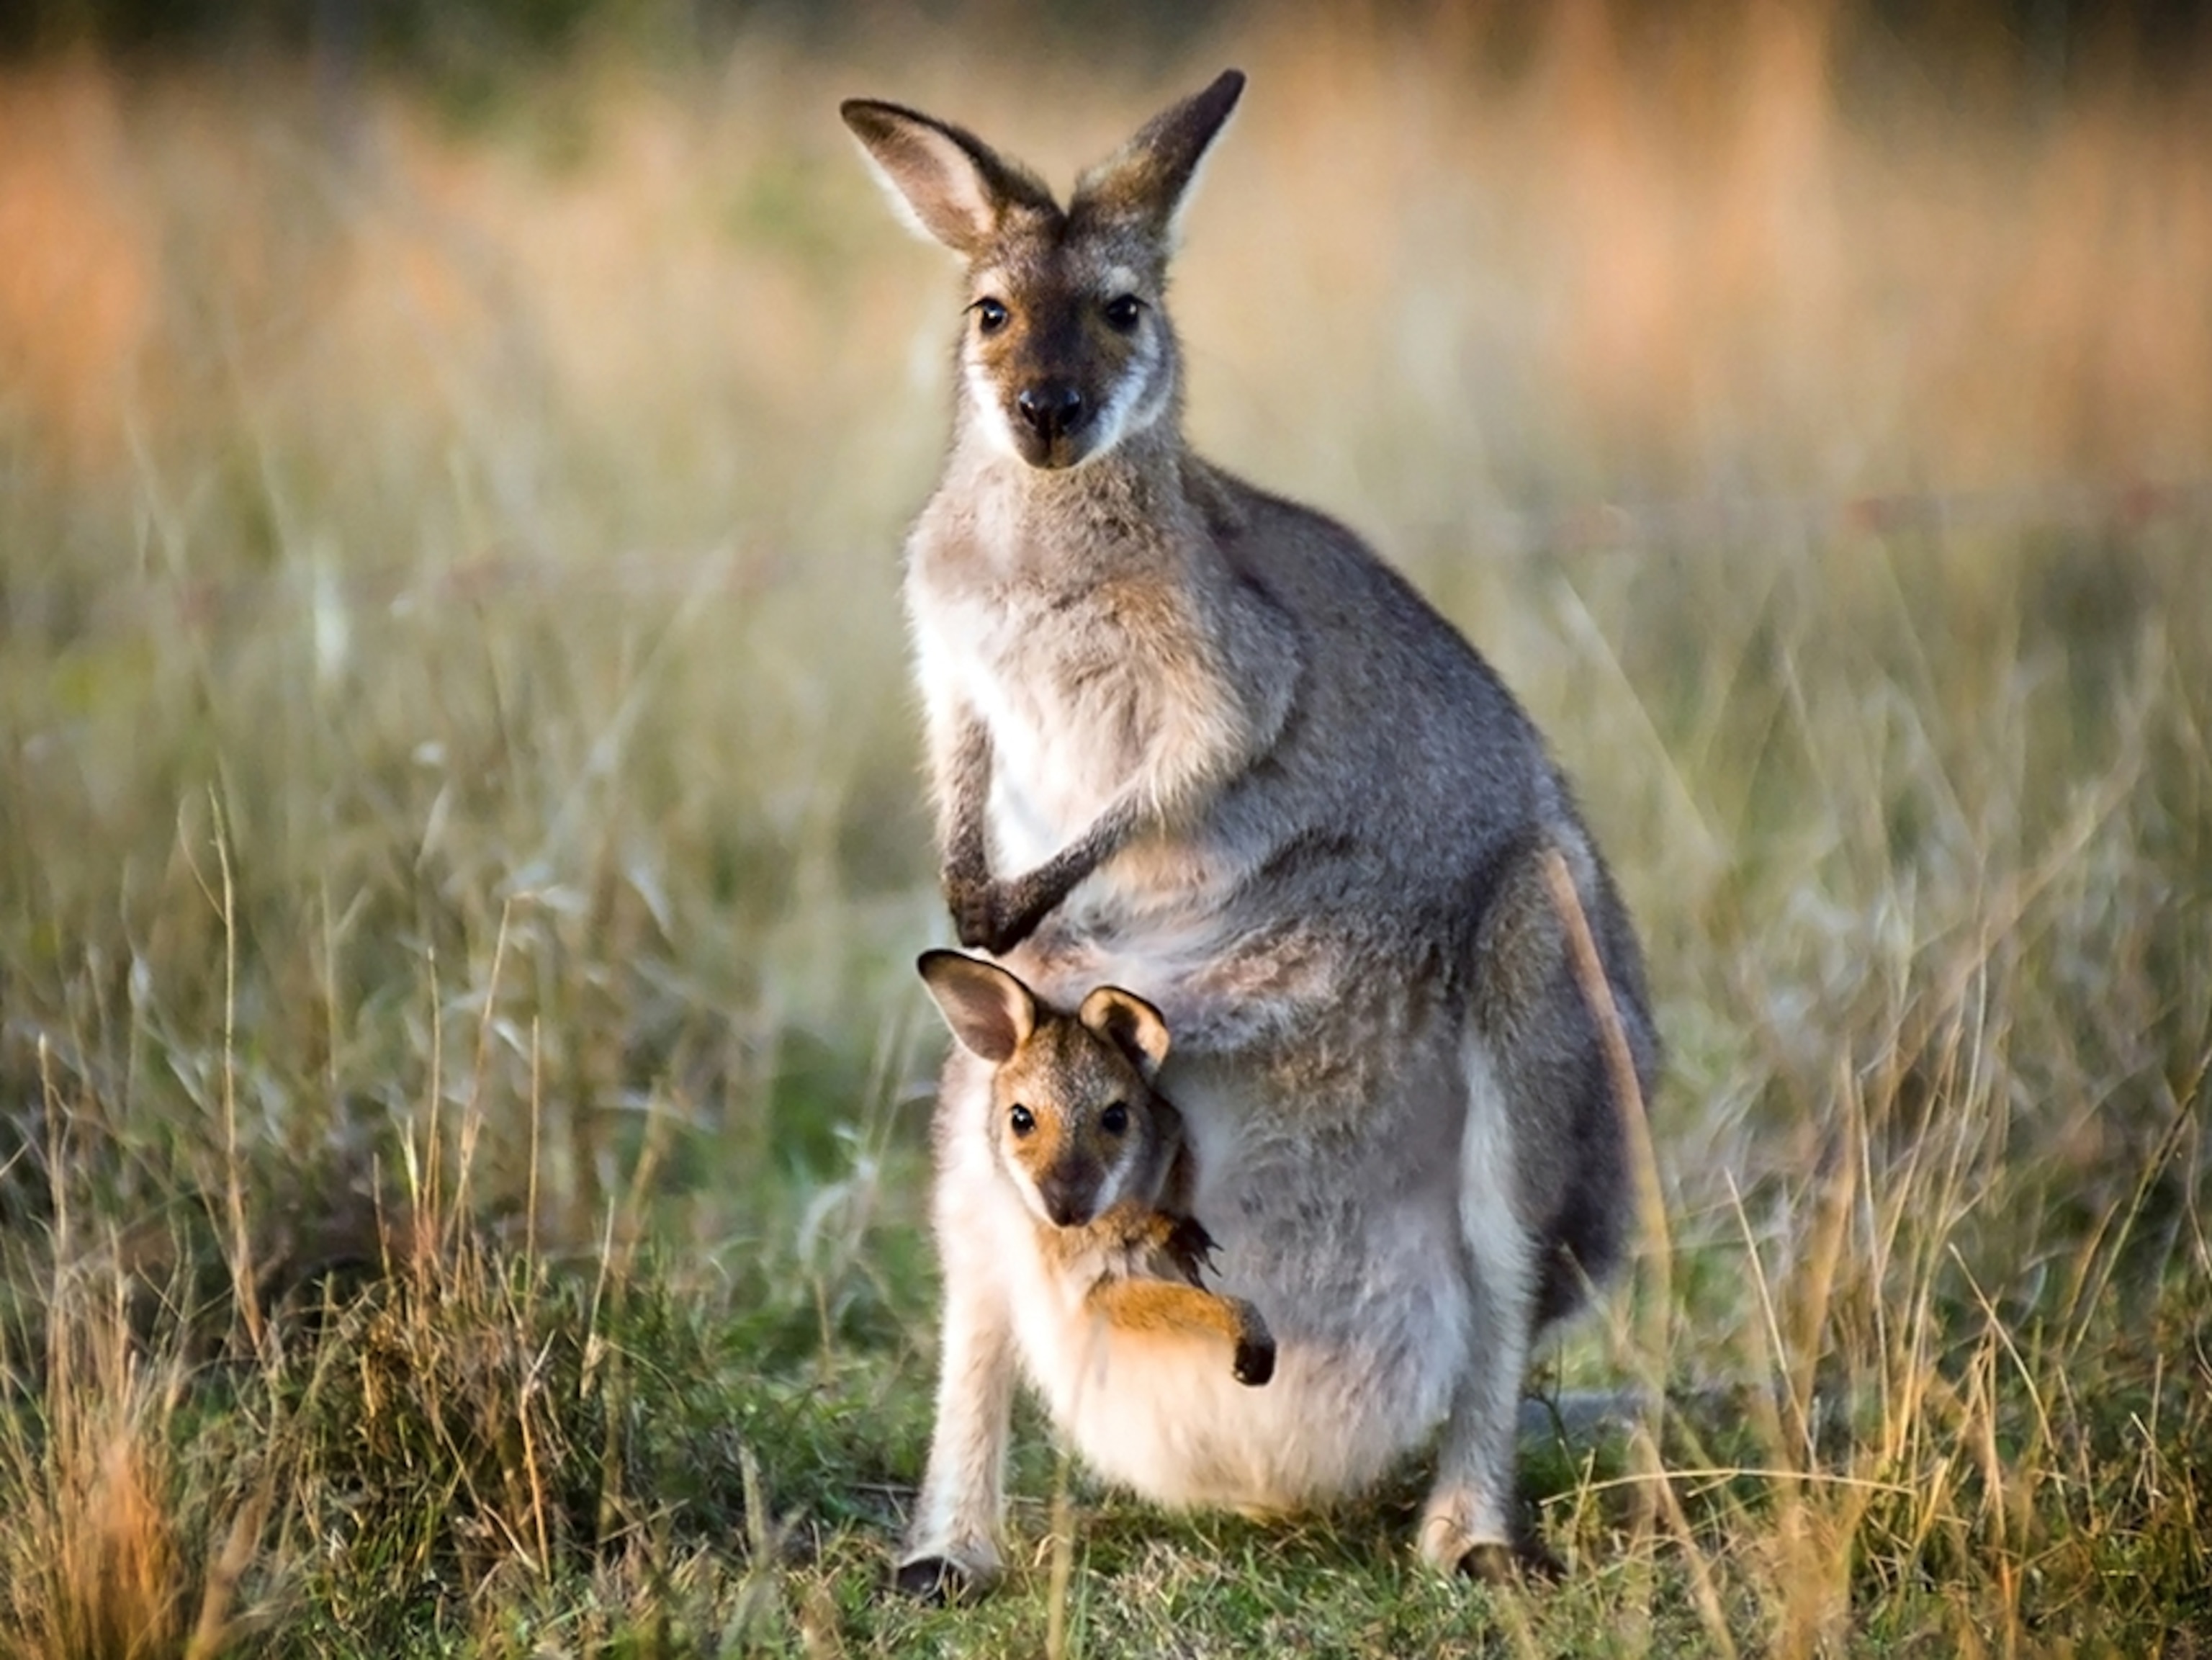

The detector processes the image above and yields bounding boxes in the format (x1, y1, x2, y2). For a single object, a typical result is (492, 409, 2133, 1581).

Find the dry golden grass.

(0, 8, 2206, 1654)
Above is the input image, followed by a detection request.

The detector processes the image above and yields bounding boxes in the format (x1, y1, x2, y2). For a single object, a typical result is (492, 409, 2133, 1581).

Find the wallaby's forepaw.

(891, 1553, 992, 1604)
(948, 875, 1050, 957)
(946, 876, 1000, 954)
(1232, 1332, 1276, 1386)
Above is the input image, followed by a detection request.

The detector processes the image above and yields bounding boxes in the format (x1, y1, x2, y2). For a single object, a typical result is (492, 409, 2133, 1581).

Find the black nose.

(1016, 382, 1084, 444)
(1037, 1174, 1094, 1229)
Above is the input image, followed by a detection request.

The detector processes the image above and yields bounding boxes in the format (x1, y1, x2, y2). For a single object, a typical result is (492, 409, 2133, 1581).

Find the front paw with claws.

(1162, 1213, 1221, 1282)
(948, 874, 1051, 957)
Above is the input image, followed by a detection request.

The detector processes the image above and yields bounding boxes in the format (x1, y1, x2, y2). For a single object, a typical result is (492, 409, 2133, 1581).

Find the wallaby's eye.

(1008, 1104, 1035, 1137)
(1102, 295, 1143, 334)
(973, 297, 1010, 335)
(1100, 1102, 1129, 1136)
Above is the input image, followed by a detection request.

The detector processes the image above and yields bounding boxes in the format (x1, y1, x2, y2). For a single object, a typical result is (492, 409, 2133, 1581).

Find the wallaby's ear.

(1076, 984, 1172, 1081)
(918, 950, 1038, 1064)
(1072, 68, 1245, 246)
(841, 98, 1057, 257)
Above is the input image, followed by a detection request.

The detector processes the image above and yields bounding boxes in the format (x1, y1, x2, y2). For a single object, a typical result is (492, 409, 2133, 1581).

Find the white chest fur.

(912, 562, 1227, 875)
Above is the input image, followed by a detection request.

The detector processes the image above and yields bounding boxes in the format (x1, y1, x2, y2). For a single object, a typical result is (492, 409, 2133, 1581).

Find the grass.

(1, 7, 2209, 1654)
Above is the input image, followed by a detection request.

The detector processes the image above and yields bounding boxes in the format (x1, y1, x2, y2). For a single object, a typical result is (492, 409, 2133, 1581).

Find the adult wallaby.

(914, 949, 1276, 1394)
(844, 70, 1659, 1592)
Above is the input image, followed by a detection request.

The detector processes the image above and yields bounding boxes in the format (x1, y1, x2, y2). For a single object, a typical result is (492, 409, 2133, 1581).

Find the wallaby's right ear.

(917, 950, 1038, 1064)
(1076, 985, 1172, 1081)
(1072, 68, 1245, 247)
(840, 99, 1056, 257)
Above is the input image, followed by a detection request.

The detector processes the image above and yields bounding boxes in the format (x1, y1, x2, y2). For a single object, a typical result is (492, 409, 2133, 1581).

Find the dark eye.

(1008, 1104, 1035, 1137)
(1100, 1102, 1129, 1136)
(973, 297, 1010, 335)
(1102, 295, 1143, 333)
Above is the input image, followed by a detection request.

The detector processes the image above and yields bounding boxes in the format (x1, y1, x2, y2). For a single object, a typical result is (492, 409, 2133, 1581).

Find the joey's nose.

(1037, 1175, 1094, 1229)
(1016, 382, 1084, 444)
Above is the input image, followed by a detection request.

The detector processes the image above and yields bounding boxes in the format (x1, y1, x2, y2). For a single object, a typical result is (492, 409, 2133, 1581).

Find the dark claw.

(948, 881, 999, 954)
(947, 877, 1043, 956)
(1515, 1535, 1567, 1582)
(891, 1555, 975, 1603)
(1164, 1214, 1220, 1279)
(1456, 1536, 1565, 1585)
(1455, 1542, 1519, 1586)
(1233, 1334, 1276, 1386)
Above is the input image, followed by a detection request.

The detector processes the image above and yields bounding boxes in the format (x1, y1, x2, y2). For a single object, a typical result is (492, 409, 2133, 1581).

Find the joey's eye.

(1102, 295, 1143, 334)
(1008, 1104, 1035, 1137)
(973, 297, 1010, 335)
(1100, 1103, 1129, 1136)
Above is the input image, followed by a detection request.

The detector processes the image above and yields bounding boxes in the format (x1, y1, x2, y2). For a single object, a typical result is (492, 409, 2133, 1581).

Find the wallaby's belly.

(1014, 1185, 1470, 1510)
(1008, 1066, 1475, 1512)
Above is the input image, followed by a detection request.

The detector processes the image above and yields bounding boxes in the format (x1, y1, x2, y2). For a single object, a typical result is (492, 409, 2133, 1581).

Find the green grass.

(1, 16, 2209, 1656)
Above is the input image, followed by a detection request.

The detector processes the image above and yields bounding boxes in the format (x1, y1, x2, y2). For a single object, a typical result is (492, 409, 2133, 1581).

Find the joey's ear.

(840, 98, 1057, 256)
(917, 950, 1038, 1063)
(1076, 985, 1172, 1080)
(1072, 68, 1245, 246)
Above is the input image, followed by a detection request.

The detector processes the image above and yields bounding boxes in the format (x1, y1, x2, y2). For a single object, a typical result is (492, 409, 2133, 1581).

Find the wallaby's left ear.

(1076, 984, 1172, 1080)
(841, 97, 1058, 257)
(1072, 68, 1245, 246)
(918, 950, 1039, 1064)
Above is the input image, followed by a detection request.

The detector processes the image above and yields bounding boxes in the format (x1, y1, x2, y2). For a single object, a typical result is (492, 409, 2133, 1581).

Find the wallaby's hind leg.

(1086, 1276, 1276, 1386)
(1424, 834, 1628, 1579)
(1419, 1031, 1543, 1576)
(897, 1270, 1018, 1598)
(896, 1062, 1022, 1600)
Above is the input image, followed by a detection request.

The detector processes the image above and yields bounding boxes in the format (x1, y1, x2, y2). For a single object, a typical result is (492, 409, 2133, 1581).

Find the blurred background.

(4, 7, 2209, 1646)
(2, 0, 2208, 1260)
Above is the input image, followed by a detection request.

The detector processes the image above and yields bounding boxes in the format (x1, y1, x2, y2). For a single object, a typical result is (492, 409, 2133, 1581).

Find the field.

(1, 6, 2208, 1654)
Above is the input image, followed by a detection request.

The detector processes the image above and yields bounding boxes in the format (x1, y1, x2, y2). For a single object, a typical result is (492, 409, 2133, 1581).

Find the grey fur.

(843, 68, 1658, 1589)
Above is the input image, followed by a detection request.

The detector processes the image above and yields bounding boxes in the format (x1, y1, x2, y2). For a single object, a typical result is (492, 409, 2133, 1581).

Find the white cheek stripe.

(1092, 1139, 1146, 1213)
(993, 1139, 1056, 1226)
(957, 323, 1169, 467)
(963, 353, 1026, 459)
(1076, 330, 1169, 462)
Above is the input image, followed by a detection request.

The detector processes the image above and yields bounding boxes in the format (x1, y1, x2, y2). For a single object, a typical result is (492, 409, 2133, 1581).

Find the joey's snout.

(1035, 1167, 1102, 1229)
(1012, 380, 1087, 465)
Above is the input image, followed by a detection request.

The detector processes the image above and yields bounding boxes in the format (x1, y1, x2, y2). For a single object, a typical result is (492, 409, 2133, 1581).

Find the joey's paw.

(1232, 1332, 1276, 1387)
(1164, 1214, 1220, 1277)
(891, 1555, 987, 1604)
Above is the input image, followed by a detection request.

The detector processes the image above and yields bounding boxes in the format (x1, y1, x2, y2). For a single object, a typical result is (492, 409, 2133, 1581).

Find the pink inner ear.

(1079, 987, 1171, 1077)
(850, 121, 996, 254)
(843, 99, 1063, 261)
(946, 1009, 1015, 1063)
(920, 953, 1036, 1063)
(941, 984, 1023, 1062)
